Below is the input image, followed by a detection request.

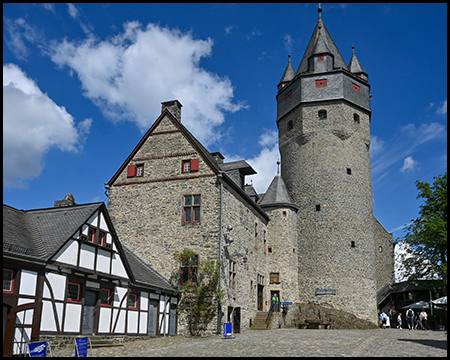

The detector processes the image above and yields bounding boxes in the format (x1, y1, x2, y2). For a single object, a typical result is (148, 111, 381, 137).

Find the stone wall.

(374, 217, 395, 291)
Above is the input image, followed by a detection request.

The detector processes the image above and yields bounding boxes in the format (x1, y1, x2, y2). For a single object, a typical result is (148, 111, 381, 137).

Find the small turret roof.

(278, 54, 296, 86)
(297, 7, 347, 74)
(259, 175, 298, 211)
(347, 46, 367, 74)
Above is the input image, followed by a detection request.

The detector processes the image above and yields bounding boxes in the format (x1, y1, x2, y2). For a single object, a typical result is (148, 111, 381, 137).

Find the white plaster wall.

(63, 303, 81, 332)
(86, 211, 99, 227)
(98, 307, 111, 333)
(139, 312, 148, 334)
(113, 309, 126, 333)
(17, 298, 34, 306)
(140, 292, 148, 310)
(19, 270, 37, 296)
(114, 287, 128, 308)
(127, 311, 139, 333)
(79, 243, 96, 270)
(52, 239, 78, 266)
(99, 212, 108, 231)
(96, 249, 111, 274)
(111, 253, 128, 279)
(40, 300, 57, 331)
(43, 272, 66, 300)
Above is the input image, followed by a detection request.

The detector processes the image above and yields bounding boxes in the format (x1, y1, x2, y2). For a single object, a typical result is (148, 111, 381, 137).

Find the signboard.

(223, 322, 232, 338)
(75, 337, 89, 357)
(28, 342, 47, 357)
(315, 289, 336, 296)
(280, 302, 292, 305)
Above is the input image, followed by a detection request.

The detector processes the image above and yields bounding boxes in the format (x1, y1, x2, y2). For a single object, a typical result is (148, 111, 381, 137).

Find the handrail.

(266, 302, 275, 327)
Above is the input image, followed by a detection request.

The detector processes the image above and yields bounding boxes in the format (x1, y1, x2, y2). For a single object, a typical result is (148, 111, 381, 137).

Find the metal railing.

(265, 302, 276, 327)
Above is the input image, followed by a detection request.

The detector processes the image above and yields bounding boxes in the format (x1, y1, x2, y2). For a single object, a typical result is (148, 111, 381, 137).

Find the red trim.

(316, 79, 327, 87)
(3, 268, 14, 293)
(127, 165, 136, 177)
(100, 231, 106, 246)
(352, 83, 360, 92)
(318, 55, 324, 62)
(88, 227, 96, 243)
(128, 293, 138, 309)
(67, 281, 82, 302)
(190, 158, 199, 171)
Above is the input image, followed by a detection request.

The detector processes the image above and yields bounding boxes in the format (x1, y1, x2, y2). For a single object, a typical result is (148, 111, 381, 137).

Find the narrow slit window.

(318, 110, 327, 120)
(354, 113, 360, 124)
(316, 204, 321, 211)
(351, 241, 356, 248)
(347, 168, 352, 175)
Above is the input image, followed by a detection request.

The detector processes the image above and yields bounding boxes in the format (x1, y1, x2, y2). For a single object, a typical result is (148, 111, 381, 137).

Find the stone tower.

(277, 7, 377, 323)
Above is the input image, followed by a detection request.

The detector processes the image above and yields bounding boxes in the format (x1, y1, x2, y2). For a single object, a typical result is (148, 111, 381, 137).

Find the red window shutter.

(127, 165, 136, 177)
(191, 158, 199, 171)
(316, 79, 327, 87)
(284, 90, 292, 101)
(318, 55, 324, 62)
(352, 83, 360, 92)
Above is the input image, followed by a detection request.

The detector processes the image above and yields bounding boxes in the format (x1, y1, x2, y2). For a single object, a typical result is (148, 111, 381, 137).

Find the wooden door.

(257, 284, 264, 311)
(82, 291, 97, 334)
(147, 299, 158, 336)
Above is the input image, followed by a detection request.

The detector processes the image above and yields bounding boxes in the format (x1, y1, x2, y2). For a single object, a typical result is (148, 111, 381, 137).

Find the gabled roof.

(297, 8, 347, 74)
(347, 46, 367, 75)
(259, 175, 299, 211)
(3, 202, 102, 261)
(219, 160, 257, 176)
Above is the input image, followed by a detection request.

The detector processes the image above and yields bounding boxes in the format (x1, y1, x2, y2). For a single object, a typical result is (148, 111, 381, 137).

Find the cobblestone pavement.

(51, 328, 447, 357)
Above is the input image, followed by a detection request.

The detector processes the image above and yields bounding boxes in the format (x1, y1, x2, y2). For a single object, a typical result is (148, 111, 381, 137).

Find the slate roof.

(258, 175, 299, 211)
(219, 160, 257, 176)
(278, 54, 296, 86)
(347, 46, 367, 75)
(297, 8, 347, 74)
(3, 203, 177, 293)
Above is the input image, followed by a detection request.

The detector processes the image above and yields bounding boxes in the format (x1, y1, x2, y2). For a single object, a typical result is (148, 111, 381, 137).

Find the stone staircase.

(250, 311, 273, 330)
(89, 336, 124, 348)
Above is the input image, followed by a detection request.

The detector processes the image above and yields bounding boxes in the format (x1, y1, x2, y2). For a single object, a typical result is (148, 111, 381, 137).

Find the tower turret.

(277, 54, 296, 91)
(348, 46, 368, 81)
(277, 7, 378, 325)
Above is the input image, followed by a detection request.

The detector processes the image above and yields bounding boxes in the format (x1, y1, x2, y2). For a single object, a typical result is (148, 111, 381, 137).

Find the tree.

(173, 248, 224, 336)
(396, 172, 447, 295)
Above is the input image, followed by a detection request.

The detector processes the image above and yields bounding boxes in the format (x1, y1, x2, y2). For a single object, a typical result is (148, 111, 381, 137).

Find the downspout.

(217, 171, 224, 334)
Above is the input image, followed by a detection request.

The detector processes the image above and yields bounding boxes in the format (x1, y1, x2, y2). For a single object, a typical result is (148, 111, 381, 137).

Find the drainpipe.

(217, 172, 224, 334)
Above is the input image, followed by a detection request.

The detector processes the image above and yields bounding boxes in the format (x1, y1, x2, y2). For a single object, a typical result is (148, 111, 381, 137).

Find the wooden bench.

(304, 319, 331, 329)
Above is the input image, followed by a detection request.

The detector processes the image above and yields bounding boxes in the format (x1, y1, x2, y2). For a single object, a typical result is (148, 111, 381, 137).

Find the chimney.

(211, 151, 225, 164)
(54, 193, 76, 207)
(161, 100, 183, 122)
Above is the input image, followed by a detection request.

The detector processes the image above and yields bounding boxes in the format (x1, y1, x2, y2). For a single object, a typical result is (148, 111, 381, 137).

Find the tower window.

(316, 204, 321, 211)
(352, 83, 360, 92)
(351, 241, 356, 248)
(316, 79, 327, 87)
(347, 168, 352, 175)
(285, 90, 292, 101)
(318, 110, 327, 120)
(354, 114, 360, 124)
(317, 55, 324, 62)
(287, 120, 293, 131)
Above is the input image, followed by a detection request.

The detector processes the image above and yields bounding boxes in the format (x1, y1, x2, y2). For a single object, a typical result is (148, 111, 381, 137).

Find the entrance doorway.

(257, 284, 264, 311)
(270, 290, 280, 312)
(82, 290, 97, 334)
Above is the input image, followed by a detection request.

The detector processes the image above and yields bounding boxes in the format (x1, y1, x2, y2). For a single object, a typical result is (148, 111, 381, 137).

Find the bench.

(304, 319, 331, 329)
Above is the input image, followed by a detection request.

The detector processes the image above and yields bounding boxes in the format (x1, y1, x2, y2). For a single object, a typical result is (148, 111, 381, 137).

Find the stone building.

(106, 8, 394, 334)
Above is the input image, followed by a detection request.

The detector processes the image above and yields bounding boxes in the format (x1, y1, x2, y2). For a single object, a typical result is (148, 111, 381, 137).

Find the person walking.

(415, 314, 422, 330)
(397, 312, 403, 329)
(419, 310, 428, 330)
(380, 311, 388, 329)
(406, 308, 415, 330)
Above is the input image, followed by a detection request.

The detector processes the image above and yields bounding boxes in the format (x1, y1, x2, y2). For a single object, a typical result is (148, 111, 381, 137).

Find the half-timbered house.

(3, 201, 178, 357)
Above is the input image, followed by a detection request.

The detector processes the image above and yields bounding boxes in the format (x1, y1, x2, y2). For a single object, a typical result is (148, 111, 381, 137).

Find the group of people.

(380, 308, 428, 330)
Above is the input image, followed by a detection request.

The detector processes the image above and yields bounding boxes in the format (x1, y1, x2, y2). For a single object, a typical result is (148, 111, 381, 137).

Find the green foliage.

(396, 172, 447, 295)
(173, 248, 224, 336)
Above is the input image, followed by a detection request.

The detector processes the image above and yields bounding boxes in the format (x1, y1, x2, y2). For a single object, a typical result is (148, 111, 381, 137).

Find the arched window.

(354, 113, 360, 124)
(287, 120, 293, 130)
(318, 110, 327, 120)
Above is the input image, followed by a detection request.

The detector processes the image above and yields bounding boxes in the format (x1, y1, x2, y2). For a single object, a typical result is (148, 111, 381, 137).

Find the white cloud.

(225, 25, 234, 35)
(67, 3, 80, 19)
(399, 156, 419, 173)
(3, 63, 91, 188)
(436, 98, 447, 115)
(49, 21, 245, 146)
(246, 129, 280, 194)
(283, 34, 293, 54)
(3, 17, 43, 60)
(370, 135, 384, 158)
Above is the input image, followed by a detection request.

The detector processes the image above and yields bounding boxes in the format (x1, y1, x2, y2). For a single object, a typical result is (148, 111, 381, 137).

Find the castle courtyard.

(52, 328, 446, 357)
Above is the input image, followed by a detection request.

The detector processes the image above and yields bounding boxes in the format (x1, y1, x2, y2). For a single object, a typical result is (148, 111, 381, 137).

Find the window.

(263, 231, 267, 254)
(255, 223, 258, 249)
(88, 227, 95, 243)
(316, 204, 321, 211)
(351, 241, 356, 248)
(67, 281, 81, 302)
(268, 247, 273, 254)
(285, 90, 292, 101)
(3, 268, 14, 292)
(128, 293, 138, 309)
(127, 164, 144, 177)
(270, 273, 280, 284)
(347, 168, 352, 175)
(183, 195, 201, 224)
(229, 261, 236, 290)
(354, 113, 360, 124)
(101, 288, 111, 306)
(317, 55, 324, 62)
(181, 256, 198, 285)
(352, 83, 360, 92)
(318, 110, 327, 119)
(182, 159, 199, 173)
(99, 231, 106, 246)
(287, 120, 293, 131)
(316, 79, 327, 87)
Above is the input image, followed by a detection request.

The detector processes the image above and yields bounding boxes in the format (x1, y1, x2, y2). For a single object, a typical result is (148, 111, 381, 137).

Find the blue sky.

(3, 3, 447, 242)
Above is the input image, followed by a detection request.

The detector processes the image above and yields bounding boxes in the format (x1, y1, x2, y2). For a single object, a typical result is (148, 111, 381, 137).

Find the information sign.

(280, 302, 293, 305)
(75, 337, 89, 357)
(223, 322, 232, 337)
(28, 342, 47, 357)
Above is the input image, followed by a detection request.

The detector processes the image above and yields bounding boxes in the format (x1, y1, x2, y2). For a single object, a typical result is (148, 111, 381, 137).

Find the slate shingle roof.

(258, 175, 299, 211)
